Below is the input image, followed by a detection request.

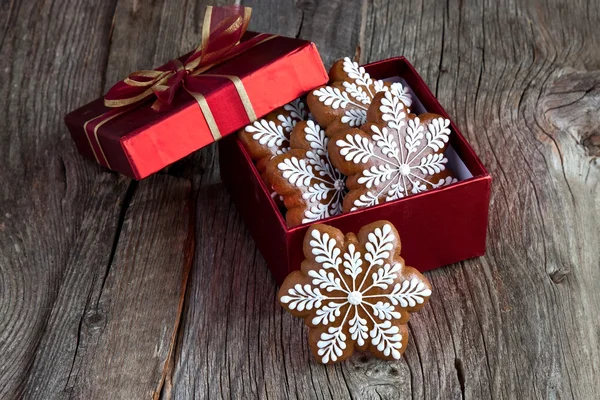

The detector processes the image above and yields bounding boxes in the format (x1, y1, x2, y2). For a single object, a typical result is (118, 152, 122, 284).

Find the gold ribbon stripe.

(83, 108, 130, 168)
(200, 74, 257, 121)
(184, 88, 221, 141)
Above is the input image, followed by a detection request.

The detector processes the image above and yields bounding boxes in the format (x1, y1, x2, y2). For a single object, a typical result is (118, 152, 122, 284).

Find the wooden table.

(1, 0, 599, 399)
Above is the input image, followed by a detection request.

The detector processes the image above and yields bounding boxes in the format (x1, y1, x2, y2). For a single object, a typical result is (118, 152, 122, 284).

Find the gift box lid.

(64, 6, 329, 180)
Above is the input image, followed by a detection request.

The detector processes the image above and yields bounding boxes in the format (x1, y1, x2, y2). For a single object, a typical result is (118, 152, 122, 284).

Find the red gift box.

(64, 7, 328, 180)
(219, 57, 491, 285)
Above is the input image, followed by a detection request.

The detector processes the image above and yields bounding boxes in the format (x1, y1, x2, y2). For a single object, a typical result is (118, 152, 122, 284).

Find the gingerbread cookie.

(279, 221, 432, 364)
(307, 57, 412, 136)
(239, 98, 308, 174)
(328, 89, 457, 212)
(239, 99, 308, 207)
(267, 120, 346, 227)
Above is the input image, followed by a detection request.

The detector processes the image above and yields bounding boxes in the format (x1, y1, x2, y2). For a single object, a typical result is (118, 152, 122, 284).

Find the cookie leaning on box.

(278, 220, 432, 364)
(266, 120, 347, 227)
(327, 89, 458, 212)
(307, 57, 413, 137)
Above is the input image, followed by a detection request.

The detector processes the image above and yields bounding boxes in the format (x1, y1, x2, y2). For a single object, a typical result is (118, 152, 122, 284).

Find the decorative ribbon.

(84, 5, 276, 169)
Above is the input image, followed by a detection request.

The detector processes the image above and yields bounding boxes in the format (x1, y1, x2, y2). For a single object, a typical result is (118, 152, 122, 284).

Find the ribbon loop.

(103, 5, 254, 111)
(87, 6, 277, 169)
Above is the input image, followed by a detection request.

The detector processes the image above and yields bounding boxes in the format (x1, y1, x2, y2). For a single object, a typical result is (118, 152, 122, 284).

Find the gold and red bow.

(84, 6, 276, 169)
(104, 6, 268, 111)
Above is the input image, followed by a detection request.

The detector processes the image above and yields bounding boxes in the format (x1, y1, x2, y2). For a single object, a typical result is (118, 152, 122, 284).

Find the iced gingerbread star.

(279, 221, 432, 364)
(328, 89, 458, 212)
(239, 98, 308, 175)
(266, 120, 346, 227)
(307, 57, 412, 136)
(239, 98, 308, 206)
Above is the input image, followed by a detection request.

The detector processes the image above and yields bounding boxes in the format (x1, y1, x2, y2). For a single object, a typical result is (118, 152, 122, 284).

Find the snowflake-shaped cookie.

(279, 221, 432, 364)
(328, 90, 458, 212)
(307, 57, 412, 136)
(266, 120, 346, 227)
(239, 98, 308, 174)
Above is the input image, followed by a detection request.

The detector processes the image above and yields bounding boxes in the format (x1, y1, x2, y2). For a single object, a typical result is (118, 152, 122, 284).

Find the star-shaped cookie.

(307, 57, 412, 136)
(239, 99, 308, 207)
(239, 98, 308, 174)
(266, 120, 346, 227)
(328, 90, 457, 212)
(279, 220, 432, 364)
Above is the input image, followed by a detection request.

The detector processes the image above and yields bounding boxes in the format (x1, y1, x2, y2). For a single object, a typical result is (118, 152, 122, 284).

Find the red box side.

(286, 175, 491, 279)
(121, 92, 214, 179)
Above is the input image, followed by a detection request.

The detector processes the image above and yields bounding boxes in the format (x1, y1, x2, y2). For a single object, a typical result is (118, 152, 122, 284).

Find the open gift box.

(220, 57, 491, 285)
(63, 5, 490, 285)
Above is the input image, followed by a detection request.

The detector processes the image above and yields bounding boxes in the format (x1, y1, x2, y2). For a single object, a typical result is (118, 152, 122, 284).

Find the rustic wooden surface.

(1, 0, 599, 399)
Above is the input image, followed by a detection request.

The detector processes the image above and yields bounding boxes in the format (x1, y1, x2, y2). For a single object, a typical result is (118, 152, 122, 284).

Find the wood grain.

(0, 0, 598, 399)
(0, 0, 124, 397)
(0, 0, 194, 399)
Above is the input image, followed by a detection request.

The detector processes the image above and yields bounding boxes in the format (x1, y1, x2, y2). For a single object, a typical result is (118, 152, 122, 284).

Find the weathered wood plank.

(1, 1, 196, 399)
(18, 174, 130, 399)
(293, 0, 364, 67)
(0, 0, 124, 398)
(65, 176, 192, 400)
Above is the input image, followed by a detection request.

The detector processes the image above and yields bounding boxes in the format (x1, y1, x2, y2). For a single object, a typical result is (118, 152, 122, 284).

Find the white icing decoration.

(280, 283, 325, 311)
(335, 90, 457, 211)
(313, 57, 413, 129)
(245, 119, 288, 148)
(277, 121, 346, 223)
(243, 98, 311, 206)
(388, 82, 412, 108)
(432, 176, 458, 188)
(340, 108, 366, 127)
(244, 98, 308, 154)
(280, 224, 432, 363)
(283, 98, 309, 121)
